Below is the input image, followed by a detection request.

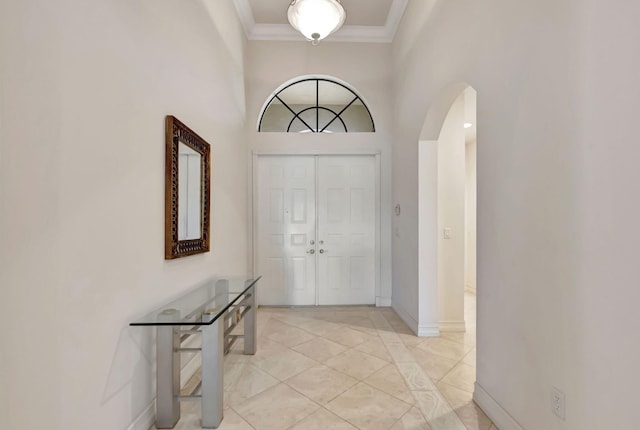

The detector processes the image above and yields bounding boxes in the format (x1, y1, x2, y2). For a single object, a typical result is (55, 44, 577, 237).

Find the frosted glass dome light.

(288, 0, 346, 45)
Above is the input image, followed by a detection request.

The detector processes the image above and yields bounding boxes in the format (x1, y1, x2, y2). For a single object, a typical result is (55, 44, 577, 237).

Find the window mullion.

(320, 96, 358, 133)
(276, 95, 315, 133)
(258, 79, 375, 133)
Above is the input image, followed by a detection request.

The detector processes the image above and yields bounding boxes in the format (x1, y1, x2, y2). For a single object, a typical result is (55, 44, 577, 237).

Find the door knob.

(319, 249, 327, 254)
(307, 249, 315, 254)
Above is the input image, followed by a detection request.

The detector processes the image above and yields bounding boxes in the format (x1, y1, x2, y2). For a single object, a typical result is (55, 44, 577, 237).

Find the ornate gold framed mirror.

(165, 116, 210, 259)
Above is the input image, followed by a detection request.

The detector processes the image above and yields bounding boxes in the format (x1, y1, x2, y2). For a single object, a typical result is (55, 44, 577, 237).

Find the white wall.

(0, 1, 62, 428)
(437, 93, 466, 331)
(392, 0, 640, 429)
(0, 1, 247, 429)
(418, 138, 439, 336)
(465, 138, 477, 292)
(577, 1, 640, 429)
(465, 87, 477, 293)
(245, 41, 394, 307)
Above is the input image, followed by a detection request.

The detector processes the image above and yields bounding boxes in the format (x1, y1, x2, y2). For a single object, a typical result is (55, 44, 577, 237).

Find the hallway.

(164, 291, 491, 430)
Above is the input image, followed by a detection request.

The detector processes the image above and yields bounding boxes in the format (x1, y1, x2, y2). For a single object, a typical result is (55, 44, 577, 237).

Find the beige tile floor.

(156, 291, 496, 430)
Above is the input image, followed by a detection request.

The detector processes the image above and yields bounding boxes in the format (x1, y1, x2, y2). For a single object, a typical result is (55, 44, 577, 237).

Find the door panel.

(317, 156, 376, 305)
(257, 156, 316, 305)
(256, 155, 376, 306)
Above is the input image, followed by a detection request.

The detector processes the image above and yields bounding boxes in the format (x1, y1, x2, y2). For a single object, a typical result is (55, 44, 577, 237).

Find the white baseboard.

(392, 301, 441, 337)
(376, 296, 392, 307)
(417, 324, 440, 337)
(127, 401, 155, 430)
(439, 320, 466, 332)
(474, 382, 525, 430)
(391, 301, 418, 334)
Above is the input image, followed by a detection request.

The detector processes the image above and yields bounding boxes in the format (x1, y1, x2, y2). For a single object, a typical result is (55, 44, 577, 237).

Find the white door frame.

(250, 149, 382, 306)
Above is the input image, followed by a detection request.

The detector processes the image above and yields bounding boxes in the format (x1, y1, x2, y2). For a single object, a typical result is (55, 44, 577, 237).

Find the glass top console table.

(131, 276, 260, 429)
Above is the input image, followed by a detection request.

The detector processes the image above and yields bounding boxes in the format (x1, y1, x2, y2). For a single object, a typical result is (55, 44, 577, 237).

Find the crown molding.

(247, 24, 393, 43)
(385, 0, 408, 39)
(232, 0, 408, 43)
(233, 0, 255, 40)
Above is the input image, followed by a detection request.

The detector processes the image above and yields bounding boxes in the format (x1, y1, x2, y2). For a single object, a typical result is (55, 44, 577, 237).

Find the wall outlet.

(444, 228, 452, 239)
(551, 387, 566, 420)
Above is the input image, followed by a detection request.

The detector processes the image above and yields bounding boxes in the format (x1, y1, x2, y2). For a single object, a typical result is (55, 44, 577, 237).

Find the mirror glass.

(178, 142, 202, 240)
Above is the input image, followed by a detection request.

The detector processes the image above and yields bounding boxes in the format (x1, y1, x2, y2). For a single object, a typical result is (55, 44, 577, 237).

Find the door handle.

(307, 249, 315, 254)
(319, 249, 327, 254)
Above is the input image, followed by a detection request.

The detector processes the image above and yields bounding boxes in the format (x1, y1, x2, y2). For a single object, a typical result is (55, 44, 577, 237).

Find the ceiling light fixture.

(464, 122, 473, 129)
(288, 0, 346, 45)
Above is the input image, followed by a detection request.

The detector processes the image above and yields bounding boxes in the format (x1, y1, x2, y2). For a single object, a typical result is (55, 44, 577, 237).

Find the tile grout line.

(359, 378, 415, 408)
(228, 404, 258, 430)
(401, 318, 487, 425)
(279, 382, 365, 430)
(219, 307, 484, 430)
(282, 366, 359, 406)
(437, 347, 475, 386)
(242, 322, 399, 421)
(388, 403, 431, 430)
(372, 310, 467, 430)
(275, 309, 413, 430)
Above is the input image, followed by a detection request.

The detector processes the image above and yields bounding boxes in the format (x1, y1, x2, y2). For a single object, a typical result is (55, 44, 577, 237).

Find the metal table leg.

(201, 317, 224, 428)
(156, 325, 180, 428)
(244, 286, 257, 355)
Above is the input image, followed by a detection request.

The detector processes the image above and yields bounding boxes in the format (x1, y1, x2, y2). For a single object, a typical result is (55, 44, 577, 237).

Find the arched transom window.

(258, 77, 375, 133)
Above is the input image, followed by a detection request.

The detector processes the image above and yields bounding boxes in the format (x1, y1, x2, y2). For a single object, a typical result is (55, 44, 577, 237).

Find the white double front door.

(256, 155, 377, 306)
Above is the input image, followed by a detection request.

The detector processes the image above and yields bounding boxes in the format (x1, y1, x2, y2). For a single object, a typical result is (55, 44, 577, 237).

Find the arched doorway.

(418, 84, 477, 337)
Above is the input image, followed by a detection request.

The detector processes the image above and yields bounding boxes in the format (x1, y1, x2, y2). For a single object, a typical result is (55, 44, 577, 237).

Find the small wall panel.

(350, 188, 365, 222)
(291, 257, 307, 291)
(327, 189, 345, 223)
(269, 190, 284, 223)
(266, 258, 285, 295)
(291, 189, 307, 223)
(291, 234, 306, 246)
(327, 256, 345, 290)
(349, 257, 366, 290)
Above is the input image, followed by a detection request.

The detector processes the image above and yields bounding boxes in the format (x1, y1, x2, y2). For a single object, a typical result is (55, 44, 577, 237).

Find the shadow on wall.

(102, 326, 154, 414)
